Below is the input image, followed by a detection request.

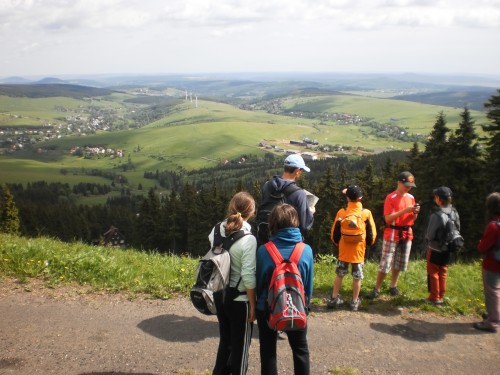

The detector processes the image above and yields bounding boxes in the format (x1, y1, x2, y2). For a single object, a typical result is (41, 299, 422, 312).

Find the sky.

(1, 0, 500, 78)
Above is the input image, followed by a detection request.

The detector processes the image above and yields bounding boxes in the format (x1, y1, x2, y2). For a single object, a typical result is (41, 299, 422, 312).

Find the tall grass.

(0, 233, 196, 299)
(0, 233, 485, 316)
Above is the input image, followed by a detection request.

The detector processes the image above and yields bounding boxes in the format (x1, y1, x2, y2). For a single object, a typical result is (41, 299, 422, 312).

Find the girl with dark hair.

(474, 192, 500, 333)
(211, 191, 257, 374)
(256, 203, 314, 375)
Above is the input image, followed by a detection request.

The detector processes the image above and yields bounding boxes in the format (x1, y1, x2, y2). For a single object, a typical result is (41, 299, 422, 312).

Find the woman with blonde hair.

(211, 191, 257, 374)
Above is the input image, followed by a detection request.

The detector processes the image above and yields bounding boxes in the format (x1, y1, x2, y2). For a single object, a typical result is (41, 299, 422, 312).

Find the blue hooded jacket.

(256, 227, 314, 312)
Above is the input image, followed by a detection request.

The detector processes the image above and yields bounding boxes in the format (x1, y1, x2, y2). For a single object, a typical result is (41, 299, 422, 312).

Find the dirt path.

(0, 280, 499, 375)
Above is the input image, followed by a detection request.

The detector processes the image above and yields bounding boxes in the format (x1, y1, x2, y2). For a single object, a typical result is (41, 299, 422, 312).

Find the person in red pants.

(424, 186, 461, 305)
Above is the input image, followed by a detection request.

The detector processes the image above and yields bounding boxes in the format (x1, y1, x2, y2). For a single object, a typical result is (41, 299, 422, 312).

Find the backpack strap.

(265, 241, 284, 265)
(213, 223, 249, 250)
(265, 241, 305, 266)
(222, 227, 248, 250)
(282, 183, 300, 197)
(263, 181, 300, 201)
(220, 225, 251, 293)
(213, 222, 224, 247)
(289, 242, 305, 264)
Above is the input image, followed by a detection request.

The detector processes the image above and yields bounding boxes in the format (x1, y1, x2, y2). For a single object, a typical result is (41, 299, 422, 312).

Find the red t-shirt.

(383, 190, 416, 242)
(477, 217, 500, 273)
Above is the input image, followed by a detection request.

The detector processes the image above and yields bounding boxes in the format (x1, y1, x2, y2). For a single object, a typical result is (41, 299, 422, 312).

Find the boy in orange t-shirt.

(327, 185, 377, 311)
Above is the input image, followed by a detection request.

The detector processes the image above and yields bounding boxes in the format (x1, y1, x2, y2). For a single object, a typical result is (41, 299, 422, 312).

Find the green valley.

(0, 83, 489, 191)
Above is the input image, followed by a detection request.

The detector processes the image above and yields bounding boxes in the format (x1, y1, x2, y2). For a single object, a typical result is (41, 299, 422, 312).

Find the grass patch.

(313, 254, 484, 317)
(0, 233, 196, 299)
(0, 233, 485, 316)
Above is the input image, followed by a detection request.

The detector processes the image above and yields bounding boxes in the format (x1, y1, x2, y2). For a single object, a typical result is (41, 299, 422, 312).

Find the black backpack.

(254, 182, 300, 245)
(439, 209, 464, 253)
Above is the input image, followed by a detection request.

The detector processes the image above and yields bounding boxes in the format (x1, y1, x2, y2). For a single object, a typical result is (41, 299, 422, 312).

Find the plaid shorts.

(336, 260, 364, 280)
(378, 239, 412, 273)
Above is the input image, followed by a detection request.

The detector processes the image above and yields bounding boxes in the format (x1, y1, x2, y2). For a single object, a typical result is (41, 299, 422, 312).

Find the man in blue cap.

(254, 153, 314, 246)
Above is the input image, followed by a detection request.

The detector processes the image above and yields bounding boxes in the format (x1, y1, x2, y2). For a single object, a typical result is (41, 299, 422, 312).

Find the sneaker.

(366, 288, 380, 300)
(326, 295, 344, 309)
(389, 287, 401, 296)
(350, 298, 361, 311)
(473, 322, 497, 333)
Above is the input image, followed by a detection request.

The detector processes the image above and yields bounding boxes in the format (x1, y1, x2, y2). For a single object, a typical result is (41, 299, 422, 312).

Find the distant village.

(0, 106, 116, 154)
(258, 137, 372, 159)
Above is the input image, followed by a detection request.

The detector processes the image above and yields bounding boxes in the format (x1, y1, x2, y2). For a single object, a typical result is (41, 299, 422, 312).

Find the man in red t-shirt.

(366, 171, 420, 299)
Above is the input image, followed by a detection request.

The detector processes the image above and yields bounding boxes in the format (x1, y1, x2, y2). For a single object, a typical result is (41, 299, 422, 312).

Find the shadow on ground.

(370, 318, 479, 342)
(137, 313, 218, 342)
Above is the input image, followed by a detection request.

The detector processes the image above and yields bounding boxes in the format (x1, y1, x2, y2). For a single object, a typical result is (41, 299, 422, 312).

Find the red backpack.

(265, 241, 307, 331)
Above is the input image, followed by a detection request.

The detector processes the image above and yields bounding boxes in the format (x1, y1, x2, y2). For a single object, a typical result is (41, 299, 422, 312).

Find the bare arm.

(384, 205, 420, 224)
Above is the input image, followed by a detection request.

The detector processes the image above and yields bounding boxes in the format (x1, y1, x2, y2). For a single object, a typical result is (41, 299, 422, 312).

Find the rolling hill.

(0, 78, 493, 192)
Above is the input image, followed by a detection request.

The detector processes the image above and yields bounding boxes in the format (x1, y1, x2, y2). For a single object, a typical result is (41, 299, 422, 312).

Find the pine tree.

(410, 112, 452, 256)
(446, 107, 484, 253)
(0, 184, 20, 235)
(417, 111, 451, 192)
(483, 89, 500, 191)
(357, 160, 376, 210)
(135, 188, 162, 250)
(451, 107, 480, 158)
(178, 182, 198, 253)
(309, 166, 342, 254)
(162, 190, 182, 253)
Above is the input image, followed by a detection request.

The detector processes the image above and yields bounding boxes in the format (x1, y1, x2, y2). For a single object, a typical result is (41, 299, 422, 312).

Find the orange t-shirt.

(383, 191, 416, 242)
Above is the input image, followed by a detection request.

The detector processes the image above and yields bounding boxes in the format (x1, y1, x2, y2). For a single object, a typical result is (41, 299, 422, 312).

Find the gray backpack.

(190, 223, 248, 315)
(440, 209, 464, 253)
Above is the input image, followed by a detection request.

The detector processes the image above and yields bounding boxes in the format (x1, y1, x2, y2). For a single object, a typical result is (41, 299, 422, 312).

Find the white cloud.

(2, 0, 499, 31)
(0, 0, 499, 76)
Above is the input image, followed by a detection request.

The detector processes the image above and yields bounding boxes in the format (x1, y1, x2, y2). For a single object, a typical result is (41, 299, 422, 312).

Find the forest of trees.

(1, 90, 499, 260)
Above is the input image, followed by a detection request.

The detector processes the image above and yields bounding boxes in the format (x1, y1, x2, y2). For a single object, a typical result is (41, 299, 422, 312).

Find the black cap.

(398, 171, 416, 187)
(433, 186, 452, 200)
(343, 185, 363, 200)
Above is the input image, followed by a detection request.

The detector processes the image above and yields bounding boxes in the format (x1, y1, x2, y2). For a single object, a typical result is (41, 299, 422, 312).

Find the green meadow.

(282, 94, 488, 135)
(0, 92, 488, 189)
(0, 94, 131, 126)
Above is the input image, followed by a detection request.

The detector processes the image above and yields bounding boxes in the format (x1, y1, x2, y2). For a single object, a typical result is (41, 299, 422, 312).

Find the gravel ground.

(0, 279, 499, 375)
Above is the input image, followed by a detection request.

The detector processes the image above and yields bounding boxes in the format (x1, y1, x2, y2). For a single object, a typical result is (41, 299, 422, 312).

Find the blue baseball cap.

(284, 154, 311, 172)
